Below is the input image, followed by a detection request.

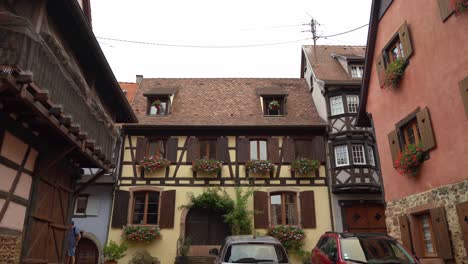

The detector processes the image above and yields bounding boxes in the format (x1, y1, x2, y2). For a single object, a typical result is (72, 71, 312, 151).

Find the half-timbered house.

(109, 78, 333, 264)
(300, 45, 386, 234)
(0, 1, 136, 263)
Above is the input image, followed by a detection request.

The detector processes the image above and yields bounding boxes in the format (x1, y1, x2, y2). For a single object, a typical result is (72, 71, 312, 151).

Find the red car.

(311, 232, 419, 264)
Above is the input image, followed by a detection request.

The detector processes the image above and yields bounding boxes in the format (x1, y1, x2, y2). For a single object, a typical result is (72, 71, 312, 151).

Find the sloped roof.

(129, 78, 326, 127)
(119, 82, 139, 103)
(303, 45, 366, 81)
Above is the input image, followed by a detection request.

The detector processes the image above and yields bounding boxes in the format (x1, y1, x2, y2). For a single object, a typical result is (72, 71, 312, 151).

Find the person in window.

(67, 221, 81, 264)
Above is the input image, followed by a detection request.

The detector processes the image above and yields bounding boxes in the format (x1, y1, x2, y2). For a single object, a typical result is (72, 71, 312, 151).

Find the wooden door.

(185, 208, 231, 245)
(75, 238, 98, 264)
(22, 161, 74, 263)
(344, 204, 386, 233)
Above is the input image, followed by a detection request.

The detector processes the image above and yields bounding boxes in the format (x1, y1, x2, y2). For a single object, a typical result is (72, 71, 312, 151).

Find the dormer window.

(263, 97, 286, 116)
(350, 65, 364, 78)
(147, 96, 169, 116)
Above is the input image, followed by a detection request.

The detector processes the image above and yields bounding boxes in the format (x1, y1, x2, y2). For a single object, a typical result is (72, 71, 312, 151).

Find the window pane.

(367, 146, 375, 166)
(270, 194, 282, 226)
(76, 197, 88, 214)
(352, 145, 366, 165)
(330, 96, 344, 116)
(259, 141, 267, 160)
(250, 141, 258, 160)
(148, 192, 159, 203)
(147, 213, 158, 224)
(133, 213, 144, 224)
(150, 105, 157, 115)
(334, 145, 349, 166)
(284, 193, 297, 225)
(347, 95, 359, 113)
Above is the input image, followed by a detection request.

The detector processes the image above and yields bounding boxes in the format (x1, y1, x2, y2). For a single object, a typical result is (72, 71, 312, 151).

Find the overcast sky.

(91, 0, 372, 82)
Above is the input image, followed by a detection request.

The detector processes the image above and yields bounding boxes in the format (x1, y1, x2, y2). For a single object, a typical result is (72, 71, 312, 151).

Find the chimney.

(136, 75, 143, 84)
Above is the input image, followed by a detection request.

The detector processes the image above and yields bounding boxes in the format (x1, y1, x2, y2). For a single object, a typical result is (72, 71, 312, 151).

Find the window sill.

(264, 115, 287, 117)
(125, 224, 159, 227)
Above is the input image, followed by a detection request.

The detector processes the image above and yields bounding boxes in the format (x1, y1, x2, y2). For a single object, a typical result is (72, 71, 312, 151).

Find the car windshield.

(224, 243, 288, 263)
(340, 237, 415, 264)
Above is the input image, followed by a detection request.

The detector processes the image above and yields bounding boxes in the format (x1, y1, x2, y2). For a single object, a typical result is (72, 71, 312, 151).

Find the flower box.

(394, 144, 425, 177)
(267, 225, 305, 252)
(383, 58, 407, 89)
(192, 158, 223, 177)
(245, 160, 274, 177)
(268, 100, 281, 110)
(122, 225, 162, 243)
(140, 156, 171, 172)
(291, 158, 319, 177)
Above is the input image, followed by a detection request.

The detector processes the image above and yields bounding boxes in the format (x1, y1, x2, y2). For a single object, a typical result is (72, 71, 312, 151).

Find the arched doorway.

(75, 237, 98, 264)
(185, 207, 231, 246)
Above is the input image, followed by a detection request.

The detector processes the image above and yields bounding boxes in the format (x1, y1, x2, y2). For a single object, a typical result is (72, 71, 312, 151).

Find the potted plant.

(268, 100, 281, 110)
(291, 158, 320, 176)
(267, 225, 305, 253)
(383, 58, 407, 89)
(394, 144, 425, 177)
(129, 251, 160, 264)
(152, 99, 162, 109)
(122, 225, 162, 243)
(103, 240, 127, 264)
(245, 160, 274, 176)
(192, 158, 223, 176)
(176, 237, 192, 264)
(140, 155, 171, 172)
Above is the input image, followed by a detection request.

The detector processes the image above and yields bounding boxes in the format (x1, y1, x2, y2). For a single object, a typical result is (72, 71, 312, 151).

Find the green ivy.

(183, 187, 234, 213)
(224, 187, 255, 235)
(103, 240, 127, 261)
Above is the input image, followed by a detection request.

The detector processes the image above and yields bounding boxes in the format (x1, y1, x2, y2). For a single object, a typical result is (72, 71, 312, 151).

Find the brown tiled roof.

(303, 45, 366, 81)
(119, 82, 139, 103)
(129, 78, 326, 127)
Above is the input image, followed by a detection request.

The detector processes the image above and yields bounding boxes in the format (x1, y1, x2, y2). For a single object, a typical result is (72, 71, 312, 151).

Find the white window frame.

(351, 145, 366, 165)
(346, 95, 359, 113)
(334, 145, 349, 167)
(330, 96, 344, 116)
(367, 146, 375, 166)
(350, 65, 364, 78)
(74, 195, 88, 215)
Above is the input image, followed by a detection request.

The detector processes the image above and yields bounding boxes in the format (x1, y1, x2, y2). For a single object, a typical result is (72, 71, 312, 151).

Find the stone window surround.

(126, 186, 164, 226)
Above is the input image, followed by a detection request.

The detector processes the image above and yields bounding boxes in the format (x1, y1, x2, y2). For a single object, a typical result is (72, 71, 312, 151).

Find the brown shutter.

(282, 97, 288, 115)
(135, 137, 149, 162)
(311, 136, 326, 163)
(216, 137, 229, 162)
(387, 130, 401, 165)
(376, 52, 386, 88)
(459, 76, 468, 119)
(165, 138, 179, 163)
(437, 0, 454, 21)
(254, 191, 269, 228)
(268, 138, 279, 163)
(456, 201, 468, 252)
(300, 191, 316, 228)
(282, 137, 295, 163)
(398, 215, 413, 253)
(430, 207, 453, 260)
(111, 190, 130, 228)
(398, 21, 413, 60)
(186, 137, 200, 163)
(408, 216, 424, 258)
(416, 107, 436, 151)
(159, 190, 176, 229)
(236, 138, 250, 163)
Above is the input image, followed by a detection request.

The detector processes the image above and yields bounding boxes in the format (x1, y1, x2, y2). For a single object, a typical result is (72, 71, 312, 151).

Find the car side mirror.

(209, 248, 219, 256)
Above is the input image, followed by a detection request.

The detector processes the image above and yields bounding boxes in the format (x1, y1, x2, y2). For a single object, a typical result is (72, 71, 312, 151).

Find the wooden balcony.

(331, 165, 382, 193)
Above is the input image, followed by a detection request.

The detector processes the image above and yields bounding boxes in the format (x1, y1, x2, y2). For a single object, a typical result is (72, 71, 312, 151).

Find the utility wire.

(318, 23, 368, 38)
(96, 36, 311, 49)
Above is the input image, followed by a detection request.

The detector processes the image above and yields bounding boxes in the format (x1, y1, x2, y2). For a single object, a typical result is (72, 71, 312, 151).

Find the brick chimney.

(136, 75, 143, 84)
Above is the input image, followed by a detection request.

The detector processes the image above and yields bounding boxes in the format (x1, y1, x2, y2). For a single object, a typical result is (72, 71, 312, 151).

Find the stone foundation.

(385, 180, 468, 264)
(0, 234, 22, 264)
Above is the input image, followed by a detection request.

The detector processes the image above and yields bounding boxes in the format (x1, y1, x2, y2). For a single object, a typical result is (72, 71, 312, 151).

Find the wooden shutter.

(459, 76, 468, 119)
(159, 190, 176, 229)
(216, 137, 229, 162)
(376, 52, 386, 88)
(135, 137, 149, 161)
(166, 138, 179, 163)
(186, 137, 200, 163)
(111, 190, 129, 228)
(282, 137, 295, 163)
(312, 136, 326, 163)
(282, 97, 288, 115)
(398, 21, 413, 60)
(268, 138, 279, 163)
(300, 191, 316, 228)
(430, 207, 453, 260)
(408, 216, 424, 258)
(236, 138, 250, 163)
(387, 130, 400, 165)
(437, 0, 454, 21)
(398, 215, 413, 253)
(456, 201, 468, 252)
(416, 107, 436, 151)
(254, 191, 269, 228)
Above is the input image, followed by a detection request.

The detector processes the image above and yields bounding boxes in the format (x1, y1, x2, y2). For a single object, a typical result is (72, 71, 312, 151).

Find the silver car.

(210, 235, 290, 264)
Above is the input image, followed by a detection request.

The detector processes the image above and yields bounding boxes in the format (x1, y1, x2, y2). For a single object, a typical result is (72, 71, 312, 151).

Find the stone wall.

(385, 180, 468, 264)
(0, 234, 22, 264)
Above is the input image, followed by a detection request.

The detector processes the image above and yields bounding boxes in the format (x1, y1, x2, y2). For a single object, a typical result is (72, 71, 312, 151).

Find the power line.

(96, 36, 312, 49)
(318, 24, 368, 38)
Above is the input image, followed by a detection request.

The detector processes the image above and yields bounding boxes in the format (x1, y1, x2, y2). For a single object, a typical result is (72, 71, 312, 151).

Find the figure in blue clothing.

(67, 221, 81, 264)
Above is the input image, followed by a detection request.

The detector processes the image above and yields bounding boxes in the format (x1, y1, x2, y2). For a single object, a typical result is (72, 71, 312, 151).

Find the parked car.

(210, 235, 290, 264)
(311, 232, 419, 264)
